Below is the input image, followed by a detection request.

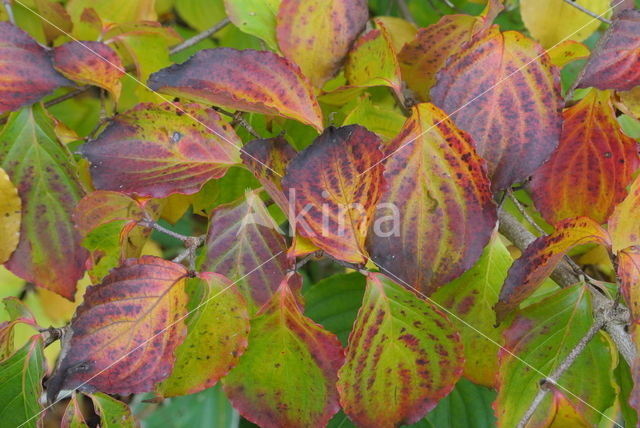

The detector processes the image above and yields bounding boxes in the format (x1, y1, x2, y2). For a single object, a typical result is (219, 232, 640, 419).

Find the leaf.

(398, 14, 480, 101)
(432, 233, 509, 386)
(615, 86, 640, 120)
(80, 102, 240, 198)
(529, 89, 640, 224)
(45, 256, 189, 400)
(495, 285, 615, 427)
(52, 41, 125, 99)
(0, 22, 71, 115)
(495, 217, 611, 323)
(282, 125, 385, 264)
(175, 0, 227, 32)
(0, 168, 20, 264)
(89, 392, 137, 428)
(341, 94, 406, 142)
(0, 105, 87, 300)
(520, 0, 610, 48)
(148, 48, 323, 131)
(337, 274, 463, 427)
(617, 246, 640, 321)
(276, 0, 369, 88)
(576, 8, 640, 91)
(303, 272, 366, 346)
(224, 0, 280, 50)
(425, 378, 496, 428)
(372, 16, 417, 52)
(431, 26, 563, 190)
(199, 191, 296, 313)
(609, 167, 640, 253)
(547, 40, 590, 69)
(367, 103, 496, 295)
(74, 191, 148, 237)
(157, 273, 250, 397)
(223, 278, 344, 428)
(61, 393, 89, 428)
(241, 136, 297, 213)
(67, 0, 156, 23)
(0, 336, 45, 428)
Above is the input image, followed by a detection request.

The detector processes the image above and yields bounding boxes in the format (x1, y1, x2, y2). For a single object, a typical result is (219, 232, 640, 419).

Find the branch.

(138, 215, 205, 270)
(169, 17, 231, 55)
(561, 0, 612, 25)
(3, 0, 15, 24)
(395, 0, 416, 24)
(516, 316, 606, 428)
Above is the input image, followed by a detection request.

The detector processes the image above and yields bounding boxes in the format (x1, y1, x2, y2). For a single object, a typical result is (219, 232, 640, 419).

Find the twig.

(292, 251, 324, 271)
(169, 17, 231, 55)
(139, 217, 192, 243)
(44, 86, 92, 108)
(139, 214, 205, 270)
(516, 316, 606, 428)
(3, 0, 15, 24)
(440, 0, 464, 13)
(507, 191, 546, 235)
(395, 0, 416, 24)
(562, 0, 612, 25)
(390, 88, 410, 116)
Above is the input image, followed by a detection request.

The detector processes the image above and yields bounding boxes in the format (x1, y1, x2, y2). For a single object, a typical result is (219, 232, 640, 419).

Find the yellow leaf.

(373, 17, 417, 52)
(520, 0, 610, 48)
(547, 40, 590, 68)
(0, 168, 21, 264)
(615, 86, 640, 120)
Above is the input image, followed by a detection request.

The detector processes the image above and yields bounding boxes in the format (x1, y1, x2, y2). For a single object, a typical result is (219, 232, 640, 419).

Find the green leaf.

(423, 378, 496, 428)
(157, 274, 250, 397)
(337, 273, 464, 427)
(432, 233, 510, 387)
(176, 0, 227, 32)
(223, 279, 344, 428)
(61, 393, 89, 428)
(0, 104, 87, 300)
(224, 0, 280, 50)
(0, 336, 45, 428)
(495, 285, 616, 426)
(89, 392, 137, 428)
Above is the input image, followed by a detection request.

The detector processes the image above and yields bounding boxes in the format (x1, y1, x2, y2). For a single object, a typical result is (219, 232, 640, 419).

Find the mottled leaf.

(372, 16, 417, 52)
(0, 105, 87, 300)
(577, 8, 640, 91)
(46, 256, 188, 400)
(367, 103, 496, 295)
(223, 278, 344, 428)
(0, 22, 71, 115)
(495, 285, 615, 427)
(89, 392, 137, 428)
(241, 136, 297, 213)
(0, 336, 45, 428)
(157, 273, 250, 397)
(495, 217, 611, 323)
(148, 48, 323, 131)
(530, 89, 640, 224)
(432, 233, 509, 386)
(617, 246, 640, 321)
(80, 103, 240, 198)
(0, 168, 20, 264)
(520, 0, 610, 48)
(615, 86, 640, 120)
(431, 26, 563, 190)
(547, 40, 590, 69)
(53, 41, 124, 99)
(61, 393, 89, 428)
(224, 0, 280, 50)
(74, 191, 147, 237)
(276, 0, 369, 88)
(337, 273, 463, 427)
(199, 191, 296, 313)
(282, 125, 385, 264)
(609, 167, 640, 253)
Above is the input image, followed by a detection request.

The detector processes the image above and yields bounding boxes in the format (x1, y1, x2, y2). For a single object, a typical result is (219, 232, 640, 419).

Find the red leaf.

(530, 89, 640, 224)
(45, 256, 189, 400)
(199, 191, 297, 313)
(52, 41, 124, 99)
(431, 26, 563, 190)
(337, 273, 463, 427)
(74, 191, 147, 236)
(495, 217, 611, 323)
(80, 102, 241, 198)
(617, 246, 640, 321)
(277, 0, 369, 88)
(148, 48, 323, 131)
(0, 22, 70, 115)
(367, 103, 496, 295)
(282, 125, 385, 264)
(241, 136, 297, 214)
(577, 8, 640, 91)
(223, 278, 344, 428)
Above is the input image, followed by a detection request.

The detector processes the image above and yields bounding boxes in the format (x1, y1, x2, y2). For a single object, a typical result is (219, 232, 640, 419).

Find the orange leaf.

(276, 0, 369, 88)
(148, 48, 323, 131)
(282, 125, 385, 264)
(45, 256, 189, 400)
(530, 89, 640, 224)
(367, 103, 496, 295)
(431, 26, 563, 190)
(617, 246, 640, 321)
(609, 174, 640, 252)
